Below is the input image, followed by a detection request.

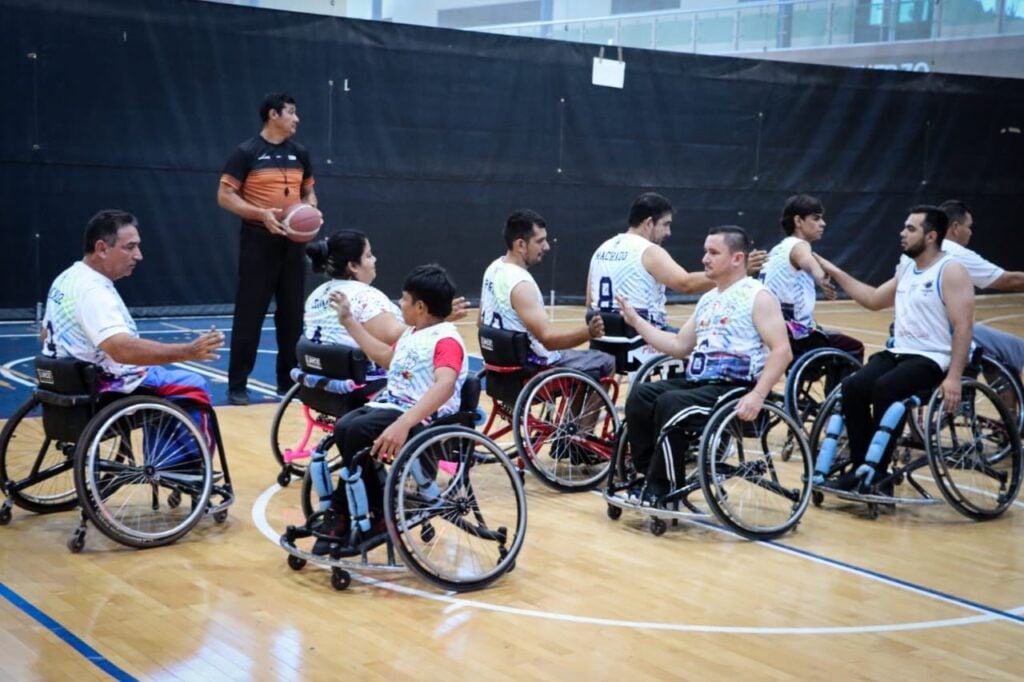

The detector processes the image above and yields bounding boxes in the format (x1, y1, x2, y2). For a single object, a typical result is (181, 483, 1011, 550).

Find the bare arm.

(99, 329, 224, 365)
(642, 246, 715, 295)
(370, 367, 458, 459)
(615, 293, 696, 359)
(301, 185, 318, 209)
(989, 270, 1024, 292)
(938, 262, 975, 411)
(216, 183, 286, 235)
(817, 254, 897, 311)
(734, 291, 792, 421)
(585, 266, 593, 308)
(790, 241, 836, 300)
(331, 292, 394, 368)
(362, 311, 408, 346)
(511, 282, 598, 350)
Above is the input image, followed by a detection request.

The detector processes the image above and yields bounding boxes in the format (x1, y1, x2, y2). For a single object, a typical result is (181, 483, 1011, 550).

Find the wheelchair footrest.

(278, 533, 405, 573)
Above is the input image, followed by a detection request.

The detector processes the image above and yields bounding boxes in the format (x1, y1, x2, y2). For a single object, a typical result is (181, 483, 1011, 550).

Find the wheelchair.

(809, 365, 1023, 521)
(279, 375, 527, 592)
(780, 333, 863, 437)
(270, 337, 381, 487)
(604, 354, 813, 540)
(0, 356, 234, 551)
(478, 323, 621, 492)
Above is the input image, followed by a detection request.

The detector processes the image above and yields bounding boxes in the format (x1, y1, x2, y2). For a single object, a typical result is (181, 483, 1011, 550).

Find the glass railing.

(479, 0, 1021, 53)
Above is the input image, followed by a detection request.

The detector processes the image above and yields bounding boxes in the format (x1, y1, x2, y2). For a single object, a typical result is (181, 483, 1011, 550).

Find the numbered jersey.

(685, 277, 767, 384)
(480, 257, 560, 365)
(760, 236, 817, 339)
(588, 233, 666, 327)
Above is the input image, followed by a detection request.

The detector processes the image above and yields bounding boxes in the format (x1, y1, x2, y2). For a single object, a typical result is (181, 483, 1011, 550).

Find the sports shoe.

(820, 469, 861, 492)
(640, 481, 668, 508)
(227, 388, 250, 406)
(625, 485, 644, 504)
(311, 510, 356, 557)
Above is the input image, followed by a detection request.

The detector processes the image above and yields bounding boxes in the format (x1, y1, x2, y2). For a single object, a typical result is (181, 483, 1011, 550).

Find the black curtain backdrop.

(2, 0, 1022, 318)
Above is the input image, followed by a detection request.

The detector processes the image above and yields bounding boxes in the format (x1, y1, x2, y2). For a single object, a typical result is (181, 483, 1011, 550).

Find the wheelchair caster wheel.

(331, 568, 351, 591)
(167, 490, 182, 509)
(277, 470, 292, 487)
(650, 518, 667, 536)
(606, 504, 622, 521)
(67, 530, 85, 553)
(287, 554, 306, 571)
(812, 491, 824, 507)
(867, 503, 879, 520)
(0, 506, 11, 526)
(213, 510, 228, 524)
(420, 522, 435, 543)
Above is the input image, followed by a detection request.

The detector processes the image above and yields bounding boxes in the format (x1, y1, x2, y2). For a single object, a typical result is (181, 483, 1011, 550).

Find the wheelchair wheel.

(783, 348, 861, 436)
(925, 378, 1023, 520)
(512, 368, 619, 491)
(976, 355, 1023, 440)
(270, 384, 339, 481)
(807, 387, 851, 475)
(697, 399, 812, 540)
(606, 424, 638, 494)
(626, 354, 687, 405)
(0, 396, 78, 513)
(73, 396, 213, 548)
(385, 426, 526, 592)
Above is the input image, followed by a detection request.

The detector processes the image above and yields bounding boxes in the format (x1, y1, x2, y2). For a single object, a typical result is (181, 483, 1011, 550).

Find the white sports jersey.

(685, 277, 767, 384)
(480, 257, 560, 365)
(41, 261, 147, 392)
(760, 236, 817, 339)
(369, 322, 468, 419)
(588, 232, 666, 327)
(304, 279, 399, 346)
(891, 255, 956, 371)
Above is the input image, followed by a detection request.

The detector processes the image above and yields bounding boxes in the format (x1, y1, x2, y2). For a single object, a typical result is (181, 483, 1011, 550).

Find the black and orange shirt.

(220, 135, 315, 226)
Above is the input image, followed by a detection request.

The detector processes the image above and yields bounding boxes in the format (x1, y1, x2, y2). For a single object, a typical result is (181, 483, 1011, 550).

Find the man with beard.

(815, 205, 974, 492)
(479, 208, 614, 379)
(586, 192, 766, 332)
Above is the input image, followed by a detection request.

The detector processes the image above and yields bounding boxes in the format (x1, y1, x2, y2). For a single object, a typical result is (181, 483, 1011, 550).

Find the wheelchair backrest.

(478, 327, 533, 405)
(33, 355, 98, 443)
(478, 326, 530, 368)
(295, 337, 369, 383)
(586, 310, 644, 374)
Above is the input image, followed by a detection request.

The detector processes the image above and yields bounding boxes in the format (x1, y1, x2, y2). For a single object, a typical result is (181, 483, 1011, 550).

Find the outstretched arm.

(99, 328, 225, 365)
(512, 281, 600, 350)
(816, 254, 896, 311)
(615, 293, 696, 359)
(990, 270, 1024, 292)
(642, 246, 715, 295)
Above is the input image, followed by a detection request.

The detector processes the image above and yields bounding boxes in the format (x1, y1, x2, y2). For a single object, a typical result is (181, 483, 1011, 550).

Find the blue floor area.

(0, 316, 483, 419)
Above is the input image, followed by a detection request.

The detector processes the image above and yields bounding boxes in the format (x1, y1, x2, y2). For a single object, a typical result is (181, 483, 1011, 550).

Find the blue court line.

(0, 582, 136, 681)
(683, 516, 1024, 626)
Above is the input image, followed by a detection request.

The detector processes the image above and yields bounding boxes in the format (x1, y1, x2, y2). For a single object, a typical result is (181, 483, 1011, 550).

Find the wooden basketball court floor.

(1, 295, 1022, 680)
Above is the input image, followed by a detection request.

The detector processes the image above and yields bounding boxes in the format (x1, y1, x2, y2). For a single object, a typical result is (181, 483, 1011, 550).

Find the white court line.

(251, 484, 1023, 635)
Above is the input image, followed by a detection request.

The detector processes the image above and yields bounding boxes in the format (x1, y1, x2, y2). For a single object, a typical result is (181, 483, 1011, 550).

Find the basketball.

(281, 203, 323, 242)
